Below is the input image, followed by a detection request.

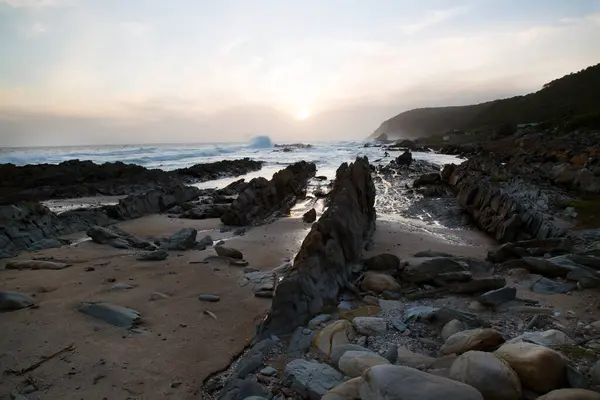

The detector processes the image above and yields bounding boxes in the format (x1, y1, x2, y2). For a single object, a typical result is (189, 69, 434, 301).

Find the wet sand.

(0, 215, 310, 399)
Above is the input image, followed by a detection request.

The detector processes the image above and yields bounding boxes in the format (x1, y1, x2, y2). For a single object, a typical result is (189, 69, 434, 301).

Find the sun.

(296, 108, 311, 121)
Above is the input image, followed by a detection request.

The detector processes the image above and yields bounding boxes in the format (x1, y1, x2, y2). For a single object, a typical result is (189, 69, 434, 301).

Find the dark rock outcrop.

(221, 161, 316, 226)
(396, 150, 413, 166)
(257, 157, 375, 338)
(303, 208, 317, 223)
(0, 158, 263, 204)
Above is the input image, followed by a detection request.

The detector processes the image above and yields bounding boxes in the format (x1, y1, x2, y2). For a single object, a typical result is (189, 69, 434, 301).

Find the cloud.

(120, 21, 150, 37)
(1, 0, 76, 8)
(28, 22, 46, 36)
(401, 6, 469, 34)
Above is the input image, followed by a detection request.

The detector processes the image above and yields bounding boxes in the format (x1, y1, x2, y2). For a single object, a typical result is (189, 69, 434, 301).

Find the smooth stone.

(383, 344, 398, 363)
(284, 359, 345, 400)
(363, 295, 380, 306)
(78, 302, 141, 328)
(537, 389, 600, 400)
(395, 347, 435, 368)
(109, 283, 134, 291)
(442, 319, 466, 341)
(160, 228, 197, 250)
(360, 272, 401, 293)
(363, 254, 402, 272)
(495, 341, 567, 393)
(198, 294, 221, 302)
(359, 364, 484, 400)
(330, 344, 374, 368)
(214, 245, 243, 259)
(449, 351, 522, 400)
(353, 317, 387, 336)
(136, 249, 168, 261)
(390, 319, 407, 332)
(288, 326, 315, 355)
(313, 320, 356, 356)
(0, 291, 36, 311)
(441, 328, 505, 355)
(196, 235, 214, 248)
(478, 286, 517, 307)
(590, 321, 600, 332)
(322, 377, 362, 400)
(308, 314, 332, 329)
(259, 366, 278, 376)
(508, 329, 575, 347)
(339, 351, 390, 378)
(341, 305, 381, 321)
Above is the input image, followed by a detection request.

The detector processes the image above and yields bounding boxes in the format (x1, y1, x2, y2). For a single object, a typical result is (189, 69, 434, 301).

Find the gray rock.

(379, 300, 404, 313)
(442, 319, 466, 341)
(303, 208, 317, 223)
(260, 366, 278, 376)
(87, 225, 156, 250)
(530, 276, 577, 294)
(404, 306, 482, 328)
(160, 228, 197, 250)
(390, 319, 407, 332)
(478, 286, 517, 307)
(413, 250, 454, 258)
(339, 351, 390, 378)
(403, 257, 466, 283)
(198, 294, 221, 302)
(330, 344, 374, 368)
(383, 344, 398, 363)
(136, 249, 168, 261)
(308, 314, 332, 329)
(255, 291, 273, 298)
(284, 359, 345, 400)
(6, 259, 71, 270)
(10, 393, 29, 400)
(109, 283, 134, 291)
(287, 327, 315, 355)
(220, 379, 268, 400)
(215, 245, 244, 259)
(364, 254, 401, 272)
(231, 338, 275, 379)
(591, 360, 600, 387)
(196, 235, 214, 250)
(353, 317, 387, 336)
(78, 302, 141, 328)
(360, 364, 484, 400)
(0, 291, 36, 311)
(508, 329, 575, 347)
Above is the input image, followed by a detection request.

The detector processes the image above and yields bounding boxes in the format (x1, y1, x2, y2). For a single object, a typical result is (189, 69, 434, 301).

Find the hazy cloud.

(401, 6, 469, 34)
(1, 0, 75, 8)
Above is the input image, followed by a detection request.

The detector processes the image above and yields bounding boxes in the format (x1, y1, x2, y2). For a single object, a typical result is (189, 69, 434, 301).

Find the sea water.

(0, 136, 462, 189)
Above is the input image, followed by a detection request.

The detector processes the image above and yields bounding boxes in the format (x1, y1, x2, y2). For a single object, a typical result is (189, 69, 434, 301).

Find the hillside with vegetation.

(370, 63, 600, 140)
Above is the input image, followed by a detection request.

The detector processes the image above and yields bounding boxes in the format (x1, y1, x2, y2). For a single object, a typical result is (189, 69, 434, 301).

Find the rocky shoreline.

(2, 141, 600, 400)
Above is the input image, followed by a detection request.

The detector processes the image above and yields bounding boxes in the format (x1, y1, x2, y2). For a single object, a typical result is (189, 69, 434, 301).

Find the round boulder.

(449, 350, 522, 400)
(441, 328, 505, 355)
(495, 341, 567, 394)
(537, 389, 600, 400)
(339, 351, 390, 378)
(360, 272, 400, 293)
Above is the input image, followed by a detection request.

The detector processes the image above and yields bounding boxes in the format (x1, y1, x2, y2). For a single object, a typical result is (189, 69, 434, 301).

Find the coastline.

(2, 140, 600, 399)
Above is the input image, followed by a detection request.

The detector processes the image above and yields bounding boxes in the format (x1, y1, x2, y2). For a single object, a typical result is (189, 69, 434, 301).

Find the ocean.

(0, 136, 461, 189)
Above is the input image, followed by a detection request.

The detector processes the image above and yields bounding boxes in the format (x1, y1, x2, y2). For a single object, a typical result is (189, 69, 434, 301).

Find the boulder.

(313, 320, 356, 356)
(136, 249, 168, 261)
(78, 302, 141, 328)
(284, 359, 345, 400)
(495, 342, 567, 393)
(403, 257, 466, 283)
(214, 245, 244, 259)
(441, 319, 466, 341)
(303, 208, 317, 223)
(363, 254, 402, 272)
(230, 338, 275, 379)
(396, 150, 413, 166)
(414, 173, 441, 187)
(323, 377, 362, 400)
(449, 351, 522, 400)
(221, 161, 316, 226)
(395, 347, 435, 368)
(361, 272, 401, 293)
(87, 225, 156, 250)
(287, 327, 315, 355)
(441, 328, 505, 355)
(478, 286, 517, 307)
(330, 344, 374, 367)
(220, 378, 268, 400)
(257, 158, 376, 337)
(508, 330, 574, 347)
(0, 291, 36, 311)
(159, 228, 197, 250)
(359, 364, 484, 400)
(339, 351, 390, 377)
(537, 389, 600, 400)
(352, 317, 387, 336)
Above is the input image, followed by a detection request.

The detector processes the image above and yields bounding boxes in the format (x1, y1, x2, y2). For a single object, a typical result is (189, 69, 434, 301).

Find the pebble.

(260, 366, 278, 376)
(150, 292, 170, 301)
(198, 294, 221, 302)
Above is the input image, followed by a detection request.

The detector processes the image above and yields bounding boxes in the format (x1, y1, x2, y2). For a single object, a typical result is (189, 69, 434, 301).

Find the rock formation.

(257, 157, 375, 337)
(221, 161, 316, 226)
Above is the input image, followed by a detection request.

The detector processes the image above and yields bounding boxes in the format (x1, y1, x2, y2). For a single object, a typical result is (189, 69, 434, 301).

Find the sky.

(1, 0, 599, 146)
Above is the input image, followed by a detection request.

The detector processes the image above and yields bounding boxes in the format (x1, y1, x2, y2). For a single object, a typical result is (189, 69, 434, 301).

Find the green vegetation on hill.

(370, 63, 600, 140)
